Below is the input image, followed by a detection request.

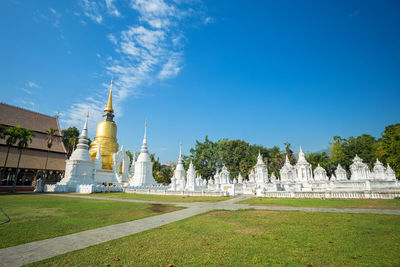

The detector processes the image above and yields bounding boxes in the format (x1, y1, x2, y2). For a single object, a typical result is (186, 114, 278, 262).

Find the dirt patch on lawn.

(148, 204, 169, 213)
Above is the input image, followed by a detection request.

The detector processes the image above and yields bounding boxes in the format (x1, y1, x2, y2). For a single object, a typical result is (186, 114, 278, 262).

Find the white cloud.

(60, 91, 116, 134)
(105, 0, 121, 17)
(81, 0, 103, 24)
(63, 0, 206, 129)
(203, 16, 214, 25)
(27, 81, 40, 88)
(21, 88, 32, 95)
(49, 8, 62, 28)
(158, 52, 182, 80)
(19, 99, 36, 110)
(106, 0, 190, 100)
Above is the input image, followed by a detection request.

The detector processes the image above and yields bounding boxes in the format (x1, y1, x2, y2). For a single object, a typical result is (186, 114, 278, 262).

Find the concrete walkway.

(1, 194, 399, 267)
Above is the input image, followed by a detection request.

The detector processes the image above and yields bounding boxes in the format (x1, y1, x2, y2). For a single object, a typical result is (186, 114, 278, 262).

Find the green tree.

(266, 146, 285, 178)
(377, 123, 400, 178)
(329, 134, 377, 171)
(186, 136, 220, 179)
(306, 152, 334, 176)
(61, 127, 79, 158)
(284, 142, 296, 164)
(12, 127, 34, 192)
(218, 139, 256, 178)
(44, 128, 59, 177)
(125, 150, 133, 164)
(183, 136, 283, 180)
(156, 167, 173, 185)
(150, 153, 164, 183)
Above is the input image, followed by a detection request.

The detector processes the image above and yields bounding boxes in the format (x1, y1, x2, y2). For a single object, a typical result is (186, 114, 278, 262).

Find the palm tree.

(44, 128, 59, 178)
(12, 127, 34, 193)
(1, 126, 19, 181)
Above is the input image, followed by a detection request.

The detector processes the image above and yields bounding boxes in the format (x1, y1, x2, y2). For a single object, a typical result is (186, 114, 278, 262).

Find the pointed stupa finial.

(80, 110, 89, 138)
(179, 140, 182, 158)
(104, 78, 114, 113)
(143, 121, 147, 143)
(141, 121, 148, 153)
(299, 146, 304, 154)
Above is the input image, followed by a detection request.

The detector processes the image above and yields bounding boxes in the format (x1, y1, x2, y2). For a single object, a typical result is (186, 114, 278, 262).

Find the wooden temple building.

(0, 103, 67, 191)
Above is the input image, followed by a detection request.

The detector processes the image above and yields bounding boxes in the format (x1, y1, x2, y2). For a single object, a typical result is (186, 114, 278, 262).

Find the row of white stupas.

(46, 111, 399, 195)
(169, 143, 208, 191)
(167, 147, 399, 194)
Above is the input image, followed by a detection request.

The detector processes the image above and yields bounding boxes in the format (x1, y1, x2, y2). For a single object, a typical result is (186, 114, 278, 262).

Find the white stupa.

(57, 112, 95, 191)
(173, 141, 186, 190)
(185, 161, 196, 191)
(350, 155, 371, 180)
(295, 147, 313, 181)
(313, 163, 328, 181)
(334, 164, 347, 181)
(129, 122, 157, 187)
(280, 155, 296, 182)
(255, 151, 269, 185)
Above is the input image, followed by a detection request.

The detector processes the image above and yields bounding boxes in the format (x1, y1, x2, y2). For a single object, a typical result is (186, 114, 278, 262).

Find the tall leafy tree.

(12, 127, 34, 192)
(306, 151, 334, 176)
(186, 136, 220, 179)
(284, 142, 296, 164)
(377, 123, 400, 177)
(155, 167, 173, 185)
(44, 128, 59, 177)
(150, 153, 163, 183)
(329, 134, 377, 171)
(183, 136, 285, 180)
(266, 146, 285, 178)
(125, 150, 133, 164)
(218, 139, 256, 178)
(61, 127, 79, 158)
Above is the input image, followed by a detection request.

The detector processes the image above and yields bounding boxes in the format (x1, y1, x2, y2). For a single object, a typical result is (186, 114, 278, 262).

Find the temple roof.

(0, 103, 67, 154)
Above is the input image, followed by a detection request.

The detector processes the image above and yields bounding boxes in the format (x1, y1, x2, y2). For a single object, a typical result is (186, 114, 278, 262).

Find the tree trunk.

(44, 148, 50, 178)
(12, 149, 23, 193)
(2, 145, 11, 179)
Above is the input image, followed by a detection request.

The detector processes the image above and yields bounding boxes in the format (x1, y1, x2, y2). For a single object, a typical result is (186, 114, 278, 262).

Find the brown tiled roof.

(0, 103, 67, 154)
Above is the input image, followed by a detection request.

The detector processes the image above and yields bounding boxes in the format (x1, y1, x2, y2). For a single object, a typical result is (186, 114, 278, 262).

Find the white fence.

(258, 191, 400, 199)
(124, 188, 227, 197)
(76, 184, 123, 194)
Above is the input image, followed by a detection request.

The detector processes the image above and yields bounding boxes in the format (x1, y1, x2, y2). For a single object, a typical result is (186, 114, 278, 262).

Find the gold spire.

(104, 78, 113, 113)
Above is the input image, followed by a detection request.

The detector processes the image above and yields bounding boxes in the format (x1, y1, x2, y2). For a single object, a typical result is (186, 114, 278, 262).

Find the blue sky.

(1, 0, 399, 163)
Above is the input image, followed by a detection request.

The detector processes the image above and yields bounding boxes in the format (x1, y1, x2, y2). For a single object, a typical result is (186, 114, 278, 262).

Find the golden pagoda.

(89, 79, 119, 170)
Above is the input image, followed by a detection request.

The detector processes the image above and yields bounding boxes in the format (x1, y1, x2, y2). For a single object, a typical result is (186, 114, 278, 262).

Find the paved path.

(1, 194, 399, 267)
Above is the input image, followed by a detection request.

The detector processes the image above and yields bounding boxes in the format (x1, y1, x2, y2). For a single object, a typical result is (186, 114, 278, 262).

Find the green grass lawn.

(239, 197, 400, 209)
(82, 192, 232, 202)
(0, 194, 181, 248)
(30, 210, 400, 266)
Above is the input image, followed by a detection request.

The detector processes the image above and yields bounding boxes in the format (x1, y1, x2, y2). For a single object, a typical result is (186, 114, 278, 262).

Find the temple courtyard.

(0, 193, 399, 266)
